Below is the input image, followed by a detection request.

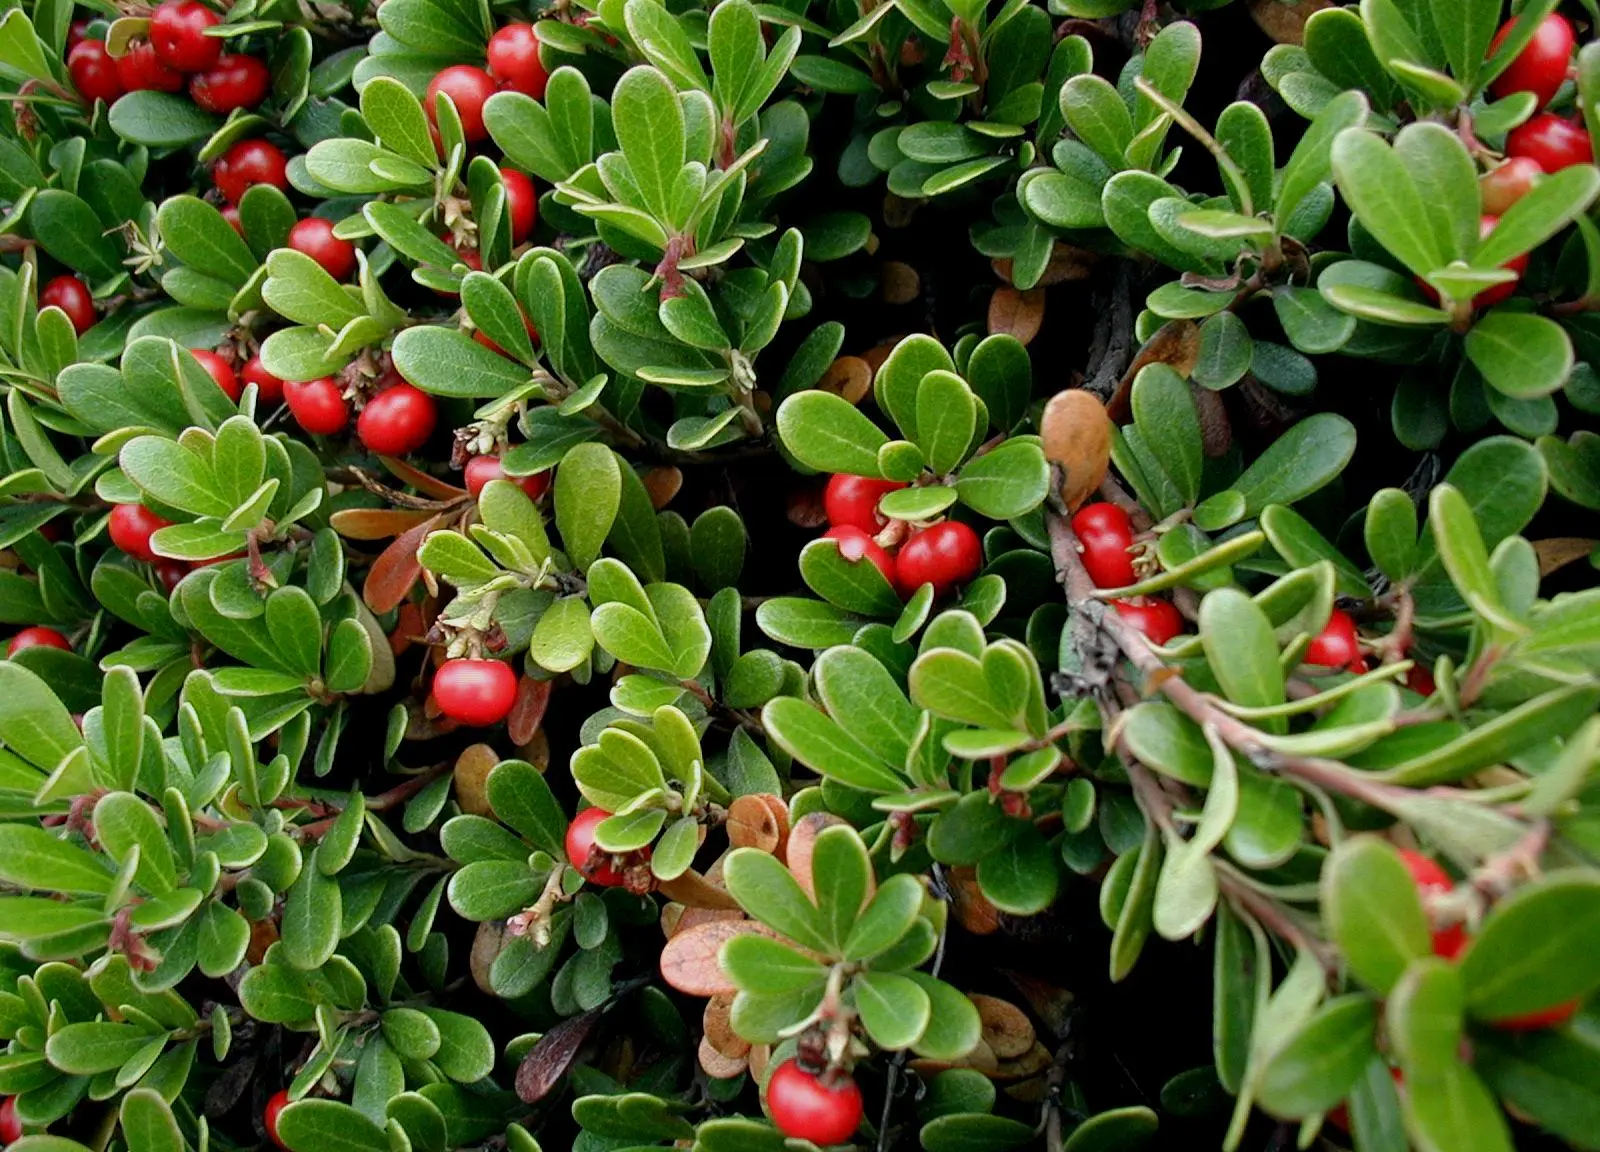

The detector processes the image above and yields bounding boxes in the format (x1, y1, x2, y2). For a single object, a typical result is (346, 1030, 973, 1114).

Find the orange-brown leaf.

(507, 676, 552, 746)
(660, 919, 760, 996)
(1039, 390, 1111, 512)
(331, 507, 438, 541)
(380, 454, 468, 500)
(1107, 320, 1201, 423)
(988, 287, 1045, 346)
(363, 514, 442, 613)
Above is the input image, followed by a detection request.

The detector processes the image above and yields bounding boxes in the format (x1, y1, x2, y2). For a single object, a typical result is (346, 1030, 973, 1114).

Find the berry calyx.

(8, 627, 71, 657)
(1397, 849, 1467, 961)
(1071, 502, 1137, 588)
(565, 806, 633, 887)
(287, 217, 358, 281)
(190, 349, 240, 401)
(463, 455, 550, 500)
(0, 1095, 21, 1144)
(68, 40, 123, 104)
(39, 275, 95, 335)
(241, 355, 285, 404)
(115, 40, 184, 93)
(500, 168, 537, 245)
(1113, 597, 1183, 644)
(212, 139, 288, 204)
(823, 473, 906, 533)
(108, 504, 173, 564)
(283, 377, 350, 436)
(822, 525, 896, 589)
(189, 53, 270, 114)
(1305, 609, 1362, 670)
(1489, 13, 1574, 111)
(487, 23, 549, 99)
(149, 0, 222, 72)
(357, 383, 437, 456)
(767, 1059, 864, 1146)
(426, 65, 497, 142)
(433, 658, 519, 727)
(264, 1089, 289, 1150)
(1507, 113, 1594, 173)
(1479, 156, 1543, 216)
(895, 520, 982, 599)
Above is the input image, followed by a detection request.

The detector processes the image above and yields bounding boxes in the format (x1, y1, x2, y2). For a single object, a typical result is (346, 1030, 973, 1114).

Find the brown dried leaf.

(657, 870, 742, 911)
(1040, 390, 1111, 512)
(698, 1035, 749, 1079)
(756, 794, 791, 861)
(861, 339, 904, 377)
(787, 483, 829, 529)
(1535, 537, 1598, 577)
(990, 1041, 1052, 1082)
(880, 262, 920, 305)
(245, 917, 278, 966)
(1001, 970, 1076, 1040)
(784, 811, 848, 900)
(988, 287, 1045, 346)
(363, 514, 443, 613)
(1107, 320, 1201, 423)
(660, 920, 762, 996)
(704, 993, 750, 1058)
(668, 906, 745, 939)
(453, 743, 499, 818)
(911, 1037, 997, 1077)
(330, 507, 439, 541)
(470, 919, 505, 995)
(507, 676, 552, 746)
(993, 244, 1096, 288)
(515, 1008, 601, 1102)
(819, 356, 872, 406)
(515, 727, 550, 772)
(970, 994, 1035, 1059)
(1250, 0, 1332, 44)
(1191, 382, 1233, 459)
(747, 1043, 771, 1082)
(642, 466, 682, 510)
(727, 795, 782, 853)
(881, 194, 918, 229)
(949, 867, 1002, 936)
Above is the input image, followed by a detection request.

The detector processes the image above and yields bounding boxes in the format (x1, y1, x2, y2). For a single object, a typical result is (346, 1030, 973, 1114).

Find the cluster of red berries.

(820, 474, 982, 599)
(425, 23, 549, 150)
(68, 1, 269, 113)
(1071, 502, 1183, 644)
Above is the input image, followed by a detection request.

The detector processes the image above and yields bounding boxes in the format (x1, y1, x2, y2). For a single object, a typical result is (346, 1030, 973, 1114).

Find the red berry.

(190, 349, 240, 401)
(68, 40, 123, 104)
(487, 23, 549, 99)
(1489, 13, 1574, 110)
(1398, 850, 1467, 961)
(565, 806, 631, 887)
(283, 376, 350, 436)
(264, 1089, 289, 1150)
(823, 473, 906, 533)
(895, 521, 983, 599)
(67, 19, 90, 49)
(1479, 156, 1543, 216)
(1491, 1001, 1581, 1032)
(0, 1095, 21, 1144)
(7, 627, 71, 657)
(426, 65, 496, 142)
(357, 383, 436, 456)
(149, 0, 221, 71)
(108, 504, 172, 564)
(213, 139, 288, 204)
(189, 53, 270, 114)
(220, 205, 244, 236)
(433, 658, 518, 726)
(767, 1059, 863, 1146)
(156, 562, 188, 592)
(241, 355, 285, 404)
(1507, 113, 1594, 173)
(463, 455, 550, 500)
(39, 275, 95, 335)
(115, 40, 184, 93)
(1305, 609, 1361, 670)
(1113, 597, 1183, 644)
(1406, 663, 1436, 697)
(287, 217, 358, 281)
(823, 525, 896, 590)
(500, 168, 537, 245)
(1071, 502, 1137, 588)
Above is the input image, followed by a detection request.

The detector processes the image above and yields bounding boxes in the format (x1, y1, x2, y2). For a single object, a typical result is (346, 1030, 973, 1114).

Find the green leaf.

(28, 190, 123, 281)
(1458, 873, 1600, 1024)
(1256, 995, 1378, 1119)
(1474, 1023, 1600, 1150)
(855, 970, 931, 1050)
(1463, 312, 1573, 400)
(553, 443, 621, 572)
(0, 826, 111, 895)
(610, 66, 685, 221)
(723, 847, 832, 953)
(761, 696, 905, 793)
(775, 390, 889, 476)
(390, 327, 531, 398)
(1230, 413, 1357, 517)
(281, 853, 341, 970)
(955, 439, 1049, 519)
(360, 77, 438, 169)
(1198, 589, 1285, 722)
(157, 196, 259, 290)
(44, 1022, 156, 1075)
(1322, 837, 1432, 997)
(916, 371, 977, 476)
(93, 793, 176, 895)
(276, 1100, 389, 1152)
(1130, 364, 1202, 505)
(119, 1089, 182, 1152)
(1331, 128, 1447, 276)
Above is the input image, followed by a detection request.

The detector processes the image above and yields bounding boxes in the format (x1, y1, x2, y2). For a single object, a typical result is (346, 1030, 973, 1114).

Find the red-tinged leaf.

(380, 455, 468, 500)
(659, 919, 766, 995)
(507, 676, 552, 746)
(330, 507, 439, 541)
(514, 1008, 601, 1103)
(363, 514, 443, 614)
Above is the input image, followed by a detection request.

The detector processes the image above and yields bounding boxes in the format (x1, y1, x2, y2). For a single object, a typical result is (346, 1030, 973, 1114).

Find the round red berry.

(1113, 597, 1183, 644)
(0, 1095, 21, 1144)
(1489, 13, 1574, 110)
(149, 0, 221, 71)
(108, 504, 172, 564)
(823, 525, 896, 589)
(115, 40, 184, 93)
(213, 139, 288, 205)
(1491, 1001, 1581, 1032)
(264, 1089, 289, 1150)
(8, 627, 71, 657)
(767, 1059, 863, 1146)
(357, 383, 436, 456)
(823, 473, 906, 533)
(487, 23, 549, 99)
(241, 355, 285, 404)
(156, 562, 188, 593)
(1479, 156, 1543, 216)
(67, 19, 90, 49)
(1406, 662, 1436, 697)
(189, 53, 270, 114)
(433, 658, 518, 726)
(1304, 609, 1361, 670)
(39, 275, 95, 335)
(1398, 849, 1467, 961)
(190, 349, 240, 401)
(1507, 113, 1594, 173)
(426, 65, 497, 142)
(287, 217, 358, 281)
(565, 806, 630, 887)
(895, 520, 982, 598)
(283, 376, 350, 436)
(463, 455, 550, 500)
(68, 40, 123, 104)
(220, 204, 244, 236)
(500, 168, 537, 245)
(1071, 502, 1137, 588)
